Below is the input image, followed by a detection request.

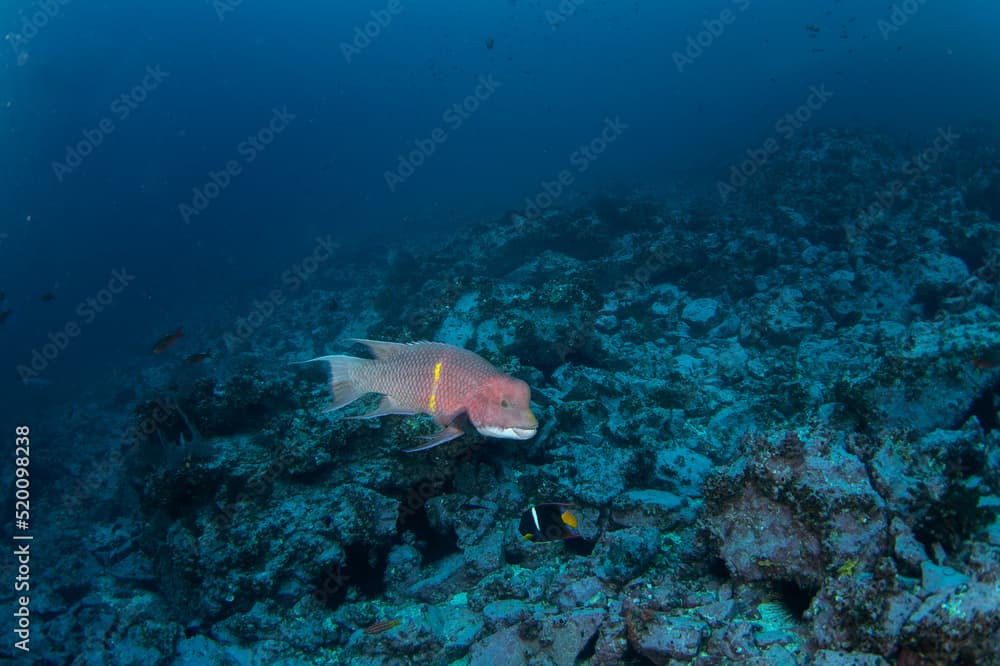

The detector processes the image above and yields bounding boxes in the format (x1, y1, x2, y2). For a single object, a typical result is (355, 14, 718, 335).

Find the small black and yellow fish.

(519, 503, 580, 543)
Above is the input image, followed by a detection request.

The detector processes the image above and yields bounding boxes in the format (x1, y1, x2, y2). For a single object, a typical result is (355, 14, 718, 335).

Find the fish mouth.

(476, 425, 538, 440)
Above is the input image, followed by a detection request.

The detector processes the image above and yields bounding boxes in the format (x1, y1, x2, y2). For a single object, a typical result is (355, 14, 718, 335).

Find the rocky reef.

(8, 125, 1000, 665)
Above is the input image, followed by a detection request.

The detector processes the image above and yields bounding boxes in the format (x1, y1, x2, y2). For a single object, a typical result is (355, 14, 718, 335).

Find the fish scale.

(358, 342, 500, 416)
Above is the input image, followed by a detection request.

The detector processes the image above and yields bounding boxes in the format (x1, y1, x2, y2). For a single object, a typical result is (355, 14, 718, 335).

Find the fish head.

(467, 375, 538, 440)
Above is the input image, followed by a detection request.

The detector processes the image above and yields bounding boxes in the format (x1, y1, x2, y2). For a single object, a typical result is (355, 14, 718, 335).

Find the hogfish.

(306, 339, 538, 452)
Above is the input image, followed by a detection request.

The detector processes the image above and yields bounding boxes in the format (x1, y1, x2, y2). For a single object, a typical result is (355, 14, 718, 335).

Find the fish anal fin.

(345, 395, 420, 420)
(403, 425, 465, 453)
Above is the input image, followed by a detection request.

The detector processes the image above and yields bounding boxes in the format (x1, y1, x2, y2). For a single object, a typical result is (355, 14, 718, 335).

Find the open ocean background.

(3, 1, 1000, 664)
(3, 0, 998, 420)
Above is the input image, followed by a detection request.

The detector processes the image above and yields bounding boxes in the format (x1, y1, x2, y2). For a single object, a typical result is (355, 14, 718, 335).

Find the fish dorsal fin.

(342, 338, 412, 360)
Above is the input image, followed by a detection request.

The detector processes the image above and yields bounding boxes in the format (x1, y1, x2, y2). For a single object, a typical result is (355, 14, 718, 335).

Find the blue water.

(3, 1, 997, 418)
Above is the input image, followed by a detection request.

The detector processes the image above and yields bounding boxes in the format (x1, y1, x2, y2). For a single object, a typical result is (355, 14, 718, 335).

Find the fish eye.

(500, 399, 509, 408)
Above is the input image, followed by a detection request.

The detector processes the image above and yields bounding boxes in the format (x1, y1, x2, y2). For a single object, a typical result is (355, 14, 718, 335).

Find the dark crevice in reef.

(965, 172, 1000, 220)
(620, 643, 657, 665)
(563, 536, 597, 557)
(941, 440, 989, 481)
(913, 437, 995, 551)
(774, 580, 817, 620)
(311, 563, 350, 610)
(503, 545, 522, 566)
(961, 375, 1000, 433)
(913, 484, 994, 552)
(576, 628, 600, 662)
(314, 543, 390, 611)
(397, 502, 461, 565)
(707, 556, 731, 581)
(913, 284, 947, 319)
(346, 542, 389, 598)
(394, 475, 456, 533)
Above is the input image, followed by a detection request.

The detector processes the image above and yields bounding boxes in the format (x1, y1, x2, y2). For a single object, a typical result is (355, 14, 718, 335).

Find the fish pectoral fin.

(345, 395, 420, 420)
(403, 425, 465, 453)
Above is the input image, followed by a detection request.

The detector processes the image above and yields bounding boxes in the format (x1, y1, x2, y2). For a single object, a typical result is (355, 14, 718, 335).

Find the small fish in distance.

(152, 327, 183, 354)
(364, 618, 402, 635)
(302, 338, 538, 452)
(185, 352, 211, 365)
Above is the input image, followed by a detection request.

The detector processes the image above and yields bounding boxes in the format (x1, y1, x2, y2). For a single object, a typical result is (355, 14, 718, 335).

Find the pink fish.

(306, 339, 538, 452)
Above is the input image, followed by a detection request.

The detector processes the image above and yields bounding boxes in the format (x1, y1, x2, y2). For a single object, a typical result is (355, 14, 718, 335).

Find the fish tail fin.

(300, 355, 371, 411)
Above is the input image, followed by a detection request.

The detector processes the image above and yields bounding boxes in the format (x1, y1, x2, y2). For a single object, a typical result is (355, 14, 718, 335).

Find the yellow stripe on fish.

(428, 361, 443, 413)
